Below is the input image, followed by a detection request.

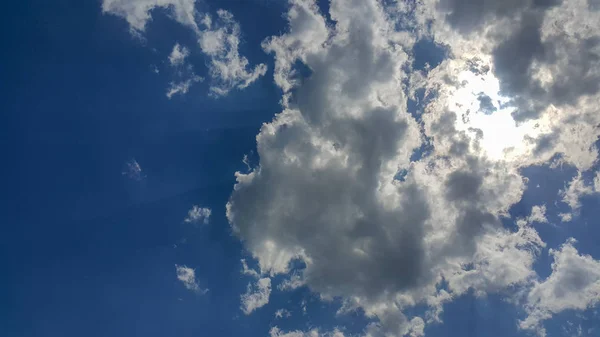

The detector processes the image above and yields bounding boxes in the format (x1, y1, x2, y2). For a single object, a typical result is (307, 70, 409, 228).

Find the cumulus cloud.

(168, 43, 189, 66)
(100, 0, 600, 334)
(102, 0, 266, 96)
(528, 205, 548, 224)
(220, 0, 600, 335)
(558, 212, 573, 223)
(520, 239, 600, 336)
(175, 264, 207, 294)
(226, 0, 558, 335)
(183, 205, 211, 224)
(415, 0, 600, 171)
(241, 277, 271, 315)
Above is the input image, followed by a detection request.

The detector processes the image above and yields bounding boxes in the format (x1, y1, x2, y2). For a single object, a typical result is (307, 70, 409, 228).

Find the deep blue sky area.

(2, 1, 600, 337)
(0, 1, 280, 336)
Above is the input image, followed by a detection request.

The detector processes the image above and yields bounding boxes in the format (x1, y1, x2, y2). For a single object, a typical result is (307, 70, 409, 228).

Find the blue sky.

(2, 1, 600, 337)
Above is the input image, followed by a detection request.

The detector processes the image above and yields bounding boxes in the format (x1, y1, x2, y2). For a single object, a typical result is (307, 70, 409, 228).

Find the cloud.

(520, 239, 600, 336)
(166, 75, 203, 98)
(99, 0, 600, 334)
(165, 43, 203, 98)
(101, 0, 198, 33)
(175, 264, 207, 294)
(199, 10, 268, 96)
(168, 43, 189, 66)
(278, 273, 304, 291)
(122, 158, 144, 181)
(102, 0, 266, 96)
(528, 205, 548, 224)
(227, 0, 552, 335)
(241, 277, 271, 315)
(269, 327, 345, 337)
(274, 308, 291, 319)
(183, 205, 211, 224)
(559, 172, 595, 215)
(241, 259, 260, 279)
(558, 212, 573, 223)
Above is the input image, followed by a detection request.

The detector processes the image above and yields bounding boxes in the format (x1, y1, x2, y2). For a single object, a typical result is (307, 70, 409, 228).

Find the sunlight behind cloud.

(449, 67, 540, 161)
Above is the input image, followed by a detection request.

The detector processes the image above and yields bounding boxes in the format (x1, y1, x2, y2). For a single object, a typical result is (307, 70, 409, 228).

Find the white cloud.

(270, 327, 345, 337)
(122, 158, 144, 181)
(165, 43, 203, 97)
(241, 277, 271, 315)
(274, 308, 291, 319)
(528, 205, 548, 224)
(199, 10, 268, 96)
(520, 239, 600, 336)
(102, 0, 266, 96)
(183, 205, 211, 224)
(168, 43, 189, 66)
(560, 172, 595, 215)
(175, 264, 207, 294)
(559, 212, 573, 223)
(408, 317, 425, 337)
(278, 273, 304, 291)
(166, 75, 203, 98)
(101, 0, 198, 33)
(241, 258, 260, 279)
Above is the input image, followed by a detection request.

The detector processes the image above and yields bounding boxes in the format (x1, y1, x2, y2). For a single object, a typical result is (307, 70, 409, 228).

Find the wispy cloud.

(175, 264, 207, 294)
(183, 205, 211, 225)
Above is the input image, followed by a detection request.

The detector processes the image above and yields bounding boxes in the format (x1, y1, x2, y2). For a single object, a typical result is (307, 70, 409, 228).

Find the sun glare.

(448, 69, 540, 161)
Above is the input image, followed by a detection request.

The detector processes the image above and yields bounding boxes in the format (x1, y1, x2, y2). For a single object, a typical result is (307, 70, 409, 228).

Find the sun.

(447, 68, 540, 161)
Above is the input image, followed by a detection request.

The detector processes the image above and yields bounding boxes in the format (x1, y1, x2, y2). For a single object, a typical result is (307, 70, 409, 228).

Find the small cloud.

(559, 172, 594, 214)
(166, 75, 203, 99)
(184, 205, 212, 224)
(274, 308, 291, 319)
(528, 205, 548, 224)
(122, 158, 144, 181)
(165, 43, 203, 98)
(409, 317, 425, 337)
(241, 277, 271, 315)
(241, 259, 260, 279)
(242, 154, 251, 171)
(269, 327, 345, 337)
(558, 212, 573, 223)
(175, 264, 208, 294)
(168, 43, 190, 66)
(278, 273, 304, 291)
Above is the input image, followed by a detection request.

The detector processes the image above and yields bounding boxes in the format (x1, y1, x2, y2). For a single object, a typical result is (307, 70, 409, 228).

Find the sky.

(2, 0, 600, 337)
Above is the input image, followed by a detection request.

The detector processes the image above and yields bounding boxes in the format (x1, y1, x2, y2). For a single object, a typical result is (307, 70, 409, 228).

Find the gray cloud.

(227, 1, 547, 335)
(520, 239, 600, 336)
